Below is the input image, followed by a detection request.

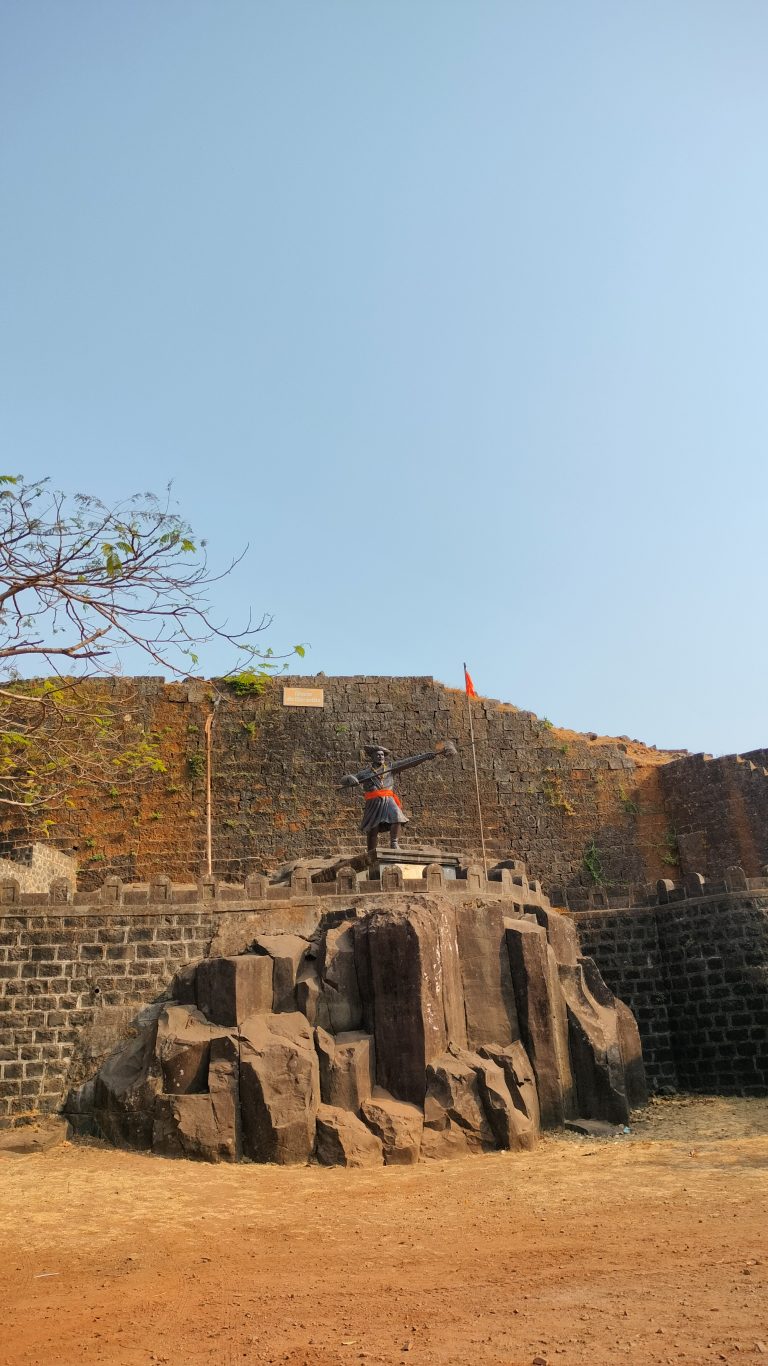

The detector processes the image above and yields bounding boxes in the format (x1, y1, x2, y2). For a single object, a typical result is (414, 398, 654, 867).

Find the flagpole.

(464, 663, 488, 879)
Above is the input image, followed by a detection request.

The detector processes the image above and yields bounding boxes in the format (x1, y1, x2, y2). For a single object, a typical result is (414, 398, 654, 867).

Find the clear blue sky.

(3, 1, 766, 757)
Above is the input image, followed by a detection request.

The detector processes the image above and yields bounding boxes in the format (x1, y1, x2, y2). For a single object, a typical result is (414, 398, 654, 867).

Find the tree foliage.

(0, 475, 302, 819)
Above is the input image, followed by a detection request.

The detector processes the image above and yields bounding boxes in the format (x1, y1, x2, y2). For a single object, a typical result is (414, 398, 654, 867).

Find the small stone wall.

(0, 904, 215, 1127)
(571, 905, 676, 1092)
(574, 892, 768, 1096)
(0, 844, 77, 894)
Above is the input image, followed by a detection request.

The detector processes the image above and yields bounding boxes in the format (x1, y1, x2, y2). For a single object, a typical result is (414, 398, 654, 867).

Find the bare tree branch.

(0, 475, 304, 820)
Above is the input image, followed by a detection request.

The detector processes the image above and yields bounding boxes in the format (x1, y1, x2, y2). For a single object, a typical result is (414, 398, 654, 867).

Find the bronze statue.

(341, 741, 456, 863)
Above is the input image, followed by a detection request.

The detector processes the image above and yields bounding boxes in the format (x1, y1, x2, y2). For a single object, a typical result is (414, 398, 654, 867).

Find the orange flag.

(463, 663, 476, 698)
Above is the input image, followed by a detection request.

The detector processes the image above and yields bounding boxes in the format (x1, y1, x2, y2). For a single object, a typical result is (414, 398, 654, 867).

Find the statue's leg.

(366, 827, 379, 868)
(390, 822, 401, 850)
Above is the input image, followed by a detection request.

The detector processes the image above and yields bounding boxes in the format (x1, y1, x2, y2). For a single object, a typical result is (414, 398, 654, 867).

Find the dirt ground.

(1, 1096, 767, 1366)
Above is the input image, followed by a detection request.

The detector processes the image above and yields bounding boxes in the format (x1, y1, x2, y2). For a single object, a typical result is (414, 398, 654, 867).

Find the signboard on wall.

(283, 687, 325, 708)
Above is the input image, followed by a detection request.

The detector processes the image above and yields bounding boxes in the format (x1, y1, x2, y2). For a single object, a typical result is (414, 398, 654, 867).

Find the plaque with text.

(283, 687, 324, 708)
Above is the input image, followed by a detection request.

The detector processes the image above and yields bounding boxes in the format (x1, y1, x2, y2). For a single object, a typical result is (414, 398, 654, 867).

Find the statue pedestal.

(365, 847, 461, 882)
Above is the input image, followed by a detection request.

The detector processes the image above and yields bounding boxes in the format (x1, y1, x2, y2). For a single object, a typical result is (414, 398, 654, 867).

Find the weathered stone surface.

(505, 920, 575, 1127)
(579, 955, 616, 1010)
(455, 901, 518, 1048)
(533, 907, 580, 967)
(361, 898, 466, 1104)
(153, 1035, 240, 1162)
(64, 1076, 97, 1131)
(435, 900, 469, 1047)
(419, 1118, 474, 1160)
(314, 1104, 384, 1167)
(93, 1030, 161, 1149)
(469, 1052, 522, 1150)
(360, 1087, 423, 1165)
(253, 933, 310, 1012)
(296, 961, 332, 1029)
(474, 1045, 538, 1151)
(558, 963, 630, 1126)
(615, 999, 649, 1109)
(479, 1040, 540, 1146)
(318, 923, 363, 1032)
(579, 955, 647, 1108)
(543, 937, 575, 1118)
(352, 917, 375, 1033)
(315, 1028, 375, 1111)
(152, 1094, 229, 1161)
(196, 954, 273, 1027)
(210, 905, 323, 957)
(425, 1042, 537, 1153)
(424, 1048, 495, 1153)
(169, 961, 198, 1005)
(70, 890, 648, 1166)
(239, 1012, 319, 1163)
(155, 1004, 231, 1095)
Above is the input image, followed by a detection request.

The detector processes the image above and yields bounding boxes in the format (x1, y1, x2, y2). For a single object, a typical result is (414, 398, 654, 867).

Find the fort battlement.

(558, 866, 768, 911)
(0, 860, 555, 914)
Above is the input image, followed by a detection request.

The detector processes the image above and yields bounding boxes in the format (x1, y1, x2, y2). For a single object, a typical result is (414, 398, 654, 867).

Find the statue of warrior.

(341, 741, 457, 863)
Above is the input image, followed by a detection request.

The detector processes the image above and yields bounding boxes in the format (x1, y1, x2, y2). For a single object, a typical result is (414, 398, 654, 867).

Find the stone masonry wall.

(1, 674, 765, 901)
(0, 862, 553, 1129)
(3, 675, 684, 896)
(0, 905, 216, 1128)
(3, 884, 767, 1129)
(659, 753, 768, 878)
(574, 894, 768, 1096)
(656, 896, 768, 1094)
(573, 906, 676, 1092)
(0, 845, 78, 894)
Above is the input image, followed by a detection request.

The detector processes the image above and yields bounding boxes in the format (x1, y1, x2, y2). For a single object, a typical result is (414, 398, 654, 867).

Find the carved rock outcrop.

(239, 1012, 320, 1163)
(153, 1035, 240, 1161)
(73, 891, 646, 1164)
(315, 1105, 384, 1168)
(360, 1088, 424, 1165)
(504, 919, 575, 1126)
(355, 897, 467, 1104)
(315, 1028, 375, 1111)
(196, 955, 273, 1027)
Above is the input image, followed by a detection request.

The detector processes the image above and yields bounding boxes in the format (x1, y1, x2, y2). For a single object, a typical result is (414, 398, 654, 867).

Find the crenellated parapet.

(4, 859, 768, 918)
(560, 865, 768, 913)
(0, 856, 556, 916)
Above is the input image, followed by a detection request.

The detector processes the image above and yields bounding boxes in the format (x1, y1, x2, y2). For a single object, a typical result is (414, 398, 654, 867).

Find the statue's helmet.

(364, 743, 391, 758)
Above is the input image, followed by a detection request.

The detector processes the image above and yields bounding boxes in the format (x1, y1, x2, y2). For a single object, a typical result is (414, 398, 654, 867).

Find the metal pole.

(204, 699, 219, 878)
(464, 671, 488, 878)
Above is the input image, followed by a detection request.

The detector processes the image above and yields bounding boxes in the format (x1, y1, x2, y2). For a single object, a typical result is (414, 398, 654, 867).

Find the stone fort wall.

(1, 872, 767, 1129)
(2, 675, 765, 899)
(575, 890, 768, 1096)
(0, 865, 549, 1129)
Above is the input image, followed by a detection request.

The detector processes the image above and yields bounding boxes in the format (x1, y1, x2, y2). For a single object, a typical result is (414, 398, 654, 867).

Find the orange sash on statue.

(364, 789, 402, 806)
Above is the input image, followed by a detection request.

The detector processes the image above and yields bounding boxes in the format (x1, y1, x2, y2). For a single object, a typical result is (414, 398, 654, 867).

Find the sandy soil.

(1, 1097, 767, 1366)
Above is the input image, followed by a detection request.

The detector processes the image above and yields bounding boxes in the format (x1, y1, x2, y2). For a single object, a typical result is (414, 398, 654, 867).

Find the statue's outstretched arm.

(392, 742, 456, 774)
(390, 750, 435, 774)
